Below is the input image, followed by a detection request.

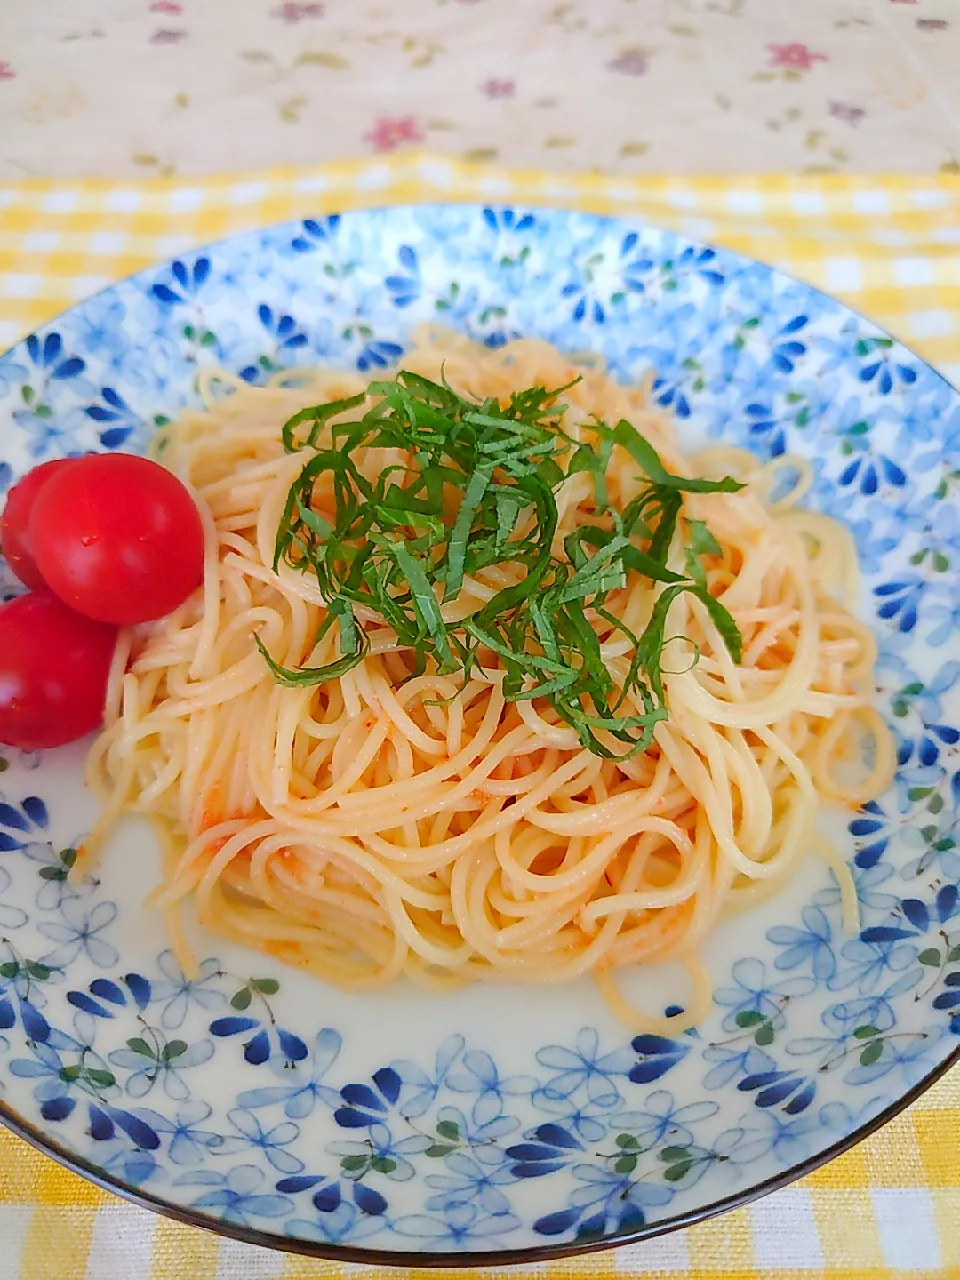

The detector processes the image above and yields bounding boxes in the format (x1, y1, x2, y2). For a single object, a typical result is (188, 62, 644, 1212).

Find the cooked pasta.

(82, 330, 895, 1030)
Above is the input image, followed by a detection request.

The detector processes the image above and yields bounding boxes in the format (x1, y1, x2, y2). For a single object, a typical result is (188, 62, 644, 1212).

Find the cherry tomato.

(0, 592, 118, 749)
(31, 453, 205, 625)
(0, 458, 76, 590)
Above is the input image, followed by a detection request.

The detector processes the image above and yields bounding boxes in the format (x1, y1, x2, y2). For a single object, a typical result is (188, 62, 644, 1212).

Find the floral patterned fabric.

(0, 0, 958, 179)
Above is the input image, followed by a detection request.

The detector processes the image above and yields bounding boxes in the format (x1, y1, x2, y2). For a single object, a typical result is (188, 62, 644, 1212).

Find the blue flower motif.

(506, 1122, 585, 1178)
(150, 257, 212, 306)
(277, 1170, 390, 1217)
(933, 972, 960, 1028)
(915, 400, 960, 472)
(482, 207, 536, 236)
(0, 795, 49, 852)
(927, 500, 960, 561)
(785, 1023, 854, 1072)
(674, 244, 725, 288)
(112, 335, 188, 401)
(290, 215, 341, 254)
(560, 230, 658, 325)
(424, 1152, 516, 1216)
(431, 1103, 519, 1154)
(713, 957, 814, 1032)
(37, 899, 118, 969)
(526, 1084, 622, 1142)
(838, 451, 908, 497)
(535, 1164, 674, 1240)
(138, 1101, 225, 1165)
(627, 1034, 686, 1085)
(217, 1108, 304, 1175)
(832, 934, 919, 994)
(650, 370, 693, 419)
(356, 338, 403, 374)
(821, 994, 897, 1037)
(9, 1041, 75, 1118)
(715, 312, 819, 415)
(766, 314, 808, 374)
(844, 1028, 943, 1088)
(209, 1011, 307, 1068)
(817, 1095, 888, 1136)
(616, 1092, 720, 1149)
(285, 1203, 385, 1246)
(856, 342, 919, 396)
(328, 1128, 429, 1183)
(390, 1034, 464, 1118)
(445, 1050, 537, 1124)
(99, 1142, 162, 1187)
(0, 353, 28, 398)
(152, 952, 225, 1030)
(768, 906, 836, 980)
(813, 860, 899, 913)
(924, 595, 960, 649)
(534, 1028, 633, 1104)
(385, 245, 420, 308)
(815, 322, 896, 383)
(715, 1108, 821, 1167)
(9, 1037, 118, 1120)
(71, 293, 129, 365)
(821, 981, 909, 1043)
(238, 305, 310, 383)
(701, 1043, 776, 1091)
(334, 1066, 403, 1129)
(66, 971, 151, 1021)
(237, 1028, 341, 1119)
(392, 1203, 522, 1248)
(107, 1035, 214, 1100)
(736, 1067, 816, 1115)
(0, 866, 28, 931)
(176, 1165, 292, 1226)
(741, 399, 794, 458)
(82, 386, 146, 450)
(874, 575, 924, 634)
(24, 332, 86, 382)
(855, 888, 960, 964)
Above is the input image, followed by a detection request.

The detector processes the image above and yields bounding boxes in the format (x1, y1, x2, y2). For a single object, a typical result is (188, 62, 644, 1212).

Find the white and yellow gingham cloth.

(0, 156, 959, 1280)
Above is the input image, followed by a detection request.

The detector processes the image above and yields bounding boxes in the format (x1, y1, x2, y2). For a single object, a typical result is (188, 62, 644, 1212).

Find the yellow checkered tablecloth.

(0, 155, 959, 1280)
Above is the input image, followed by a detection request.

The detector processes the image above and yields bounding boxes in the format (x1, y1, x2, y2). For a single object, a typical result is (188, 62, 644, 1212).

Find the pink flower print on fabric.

(768, 43, 827, 71)
(273, 2, 324, 20)
(364, 116, 424, 153)
(829, 101, 866, 126)
(608, 49, 649, 76)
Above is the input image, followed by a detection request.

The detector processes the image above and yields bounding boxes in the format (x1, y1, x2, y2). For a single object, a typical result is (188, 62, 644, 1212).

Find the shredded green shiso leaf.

(259, 371, 743, 759)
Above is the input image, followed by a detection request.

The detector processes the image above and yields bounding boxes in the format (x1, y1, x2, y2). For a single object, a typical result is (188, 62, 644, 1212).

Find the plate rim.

(1, 1046, 956, 1266)
(0, 200, 958, 1265)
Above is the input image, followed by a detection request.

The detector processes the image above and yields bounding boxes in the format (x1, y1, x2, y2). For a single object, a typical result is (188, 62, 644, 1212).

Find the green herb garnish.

(262, 371, 743, 758)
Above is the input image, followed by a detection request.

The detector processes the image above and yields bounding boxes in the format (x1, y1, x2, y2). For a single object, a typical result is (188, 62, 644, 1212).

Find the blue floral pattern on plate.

(0, 205, 958, 1261)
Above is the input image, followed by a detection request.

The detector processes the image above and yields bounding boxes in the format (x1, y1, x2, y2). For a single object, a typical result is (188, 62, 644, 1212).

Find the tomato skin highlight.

(31, 453, 205, 625)
(0, 458, 76, 590)
(0, 592, 118, 750)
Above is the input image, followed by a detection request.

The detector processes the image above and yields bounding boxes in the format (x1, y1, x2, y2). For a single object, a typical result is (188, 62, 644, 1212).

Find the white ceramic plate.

(0, 205, 958, 1263)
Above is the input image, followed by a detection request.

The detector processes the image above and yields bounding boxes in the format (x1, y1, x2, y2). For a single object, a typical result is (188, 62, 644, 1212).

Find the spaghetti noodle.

(83, 330, 895, 1029)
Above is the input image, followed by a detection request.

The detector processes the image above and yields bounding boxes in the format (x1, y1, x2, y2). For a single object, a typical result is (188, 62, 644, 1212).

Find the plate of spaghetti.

(0, 205, 957, 1264)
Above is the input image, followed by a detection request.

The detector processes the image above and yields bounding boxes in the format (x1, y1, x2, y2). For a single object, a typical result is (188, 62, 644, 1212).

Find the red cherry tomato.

(31, 453, 205, 625)
(0, 592, 118, 749)
(0, 458, 76, 590)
